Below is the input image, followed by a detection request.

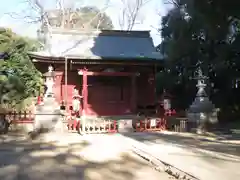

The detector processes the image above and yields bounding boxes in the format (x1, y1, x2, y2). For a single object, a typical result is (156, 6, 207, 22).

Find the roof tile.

(29, 29, 163, 60)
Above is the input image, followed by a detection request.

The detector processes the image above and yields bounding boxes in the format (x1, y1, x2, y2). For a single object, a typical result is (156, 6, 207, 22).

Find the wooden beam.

(31, 57, 163, 67)
(78, 70, 138, 76)
(72, 61, 163, 66)
(32, 59, 65, 64)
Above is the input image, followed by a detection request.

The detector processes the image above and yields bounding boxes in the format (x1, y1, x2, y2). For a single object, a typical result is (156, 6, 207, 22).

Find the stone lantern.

(33, 65, 63, 135)
(187, 68, 218, 134)
(43, 65, 56, 98)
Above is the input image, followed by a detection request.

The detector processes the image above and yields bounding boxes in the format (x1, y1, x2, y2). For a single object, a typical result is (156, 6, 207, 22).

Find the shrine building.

(28, 28, 163, 117)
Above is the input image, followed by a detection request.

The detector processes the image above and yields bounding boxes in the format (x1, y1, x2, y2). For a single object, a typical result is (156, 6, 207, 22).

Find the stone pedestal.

(33, 95, 64, 134)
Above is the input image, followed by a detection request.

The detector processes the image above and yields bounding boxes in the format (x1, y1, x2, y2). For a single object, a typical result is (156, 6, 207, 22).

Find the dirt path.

(119, 132, 240, 180)
(121, 131, 240, 157)
(0, 133, 173, 180)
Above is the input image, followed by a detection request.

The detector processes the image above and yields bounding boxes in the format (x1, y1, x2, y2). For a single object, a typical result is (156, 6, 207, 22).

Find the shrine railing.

(134, 117, 166, 132)
(0, 111, 35, 124)
(67, 116, 118, 134)
(0, 111, 183, 134)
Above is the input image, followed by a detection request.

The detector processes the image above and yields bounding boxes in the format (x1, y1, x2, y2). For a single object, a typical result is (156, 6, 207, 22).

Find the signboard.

(163, 99, 171, 110)
(150, 119, 156, 127)
(118, 120, 133, 133)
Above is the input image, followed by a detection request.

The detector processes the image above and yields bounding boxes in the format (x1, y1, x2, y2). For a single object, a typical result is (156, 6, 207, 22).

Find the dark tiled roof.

(29, 28, 163, 60)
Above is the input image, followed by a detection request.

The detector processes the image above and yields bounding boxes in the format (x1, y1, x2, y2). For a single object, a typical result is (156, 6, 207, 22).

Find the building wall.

(136, 74, 155, 106)
(54, 71, 78, 105)
(38, 65, 155, 116)
(87, 76, 132, 116)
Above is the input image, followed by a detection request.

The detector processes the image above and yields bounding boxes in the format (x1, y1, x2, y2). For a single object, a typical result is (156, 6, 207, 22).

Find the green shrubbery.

(0, 28, 43, 111)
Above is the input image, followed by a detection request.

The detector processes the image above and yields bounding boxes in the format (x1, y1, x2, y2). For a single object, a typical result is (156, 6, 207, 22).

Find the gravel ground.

(0, 132, 174, 180)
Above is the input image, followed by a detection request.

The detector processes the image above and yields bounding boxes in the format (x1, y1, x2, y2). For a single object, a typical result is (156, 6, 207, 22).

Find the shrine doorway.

(87, 76, 131, 116)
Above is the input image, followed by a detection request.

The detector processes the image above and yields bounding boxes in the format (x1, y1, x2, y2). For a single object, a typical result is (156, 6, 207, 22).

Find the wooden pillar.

(154, 64, 157, 102)
(64, 57, 68, 107)
(82, 68, 88, 115)
(131, 75, 137, 113)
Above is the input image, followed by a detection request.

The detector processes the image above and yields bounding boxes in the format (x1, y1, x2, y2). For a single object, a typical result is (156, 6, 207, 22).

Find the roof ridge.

(51, 28, 151, 38)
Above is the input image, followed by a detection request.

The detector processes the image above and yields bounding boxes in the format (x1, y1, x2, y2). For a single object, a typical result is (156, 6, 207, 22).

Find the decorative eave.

(28, 51, 162, 61)
(29, 54, 164, 67)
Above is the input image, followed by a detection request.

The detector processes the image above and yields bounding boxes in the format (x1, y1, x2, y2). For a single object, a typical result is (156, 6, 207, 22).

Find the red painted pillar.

(131, 75, 137, 113)
(82, 68, 88, 115)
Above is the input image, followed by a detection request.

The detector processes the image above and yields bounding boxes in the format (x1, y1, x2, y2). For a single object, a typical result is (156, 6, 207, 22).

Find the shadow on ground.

(121, 131, 240, 158)
(0, 133, 169, 180)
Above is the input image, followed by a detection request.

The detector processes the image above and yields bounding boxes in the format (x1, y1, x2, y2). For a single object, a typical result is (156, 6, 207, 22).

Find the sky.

(0, 0, 171, 45)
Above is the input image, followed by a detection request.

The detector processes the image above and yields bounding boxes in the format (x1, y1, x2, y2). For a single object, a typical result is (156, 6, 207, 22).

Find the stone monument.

(187, 68, 218, 134)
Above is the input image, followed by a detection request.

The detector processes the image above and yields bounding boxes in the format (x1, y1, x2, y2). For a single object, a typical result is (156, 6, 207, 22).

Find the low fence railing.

(135, 118, 166, 132)
(0, 111, 35, 124)
(1, 111, 191, 134)
(67, 116, 118, 134)
(165, 117, 188, 132)
(81, 119, 118, 134)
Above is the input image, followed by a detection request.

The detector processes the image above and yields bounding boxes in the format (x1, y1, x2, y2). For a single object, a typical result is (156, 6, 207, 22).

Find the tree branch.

(119, 0, 152, 31)
(163, 0, 180, 7)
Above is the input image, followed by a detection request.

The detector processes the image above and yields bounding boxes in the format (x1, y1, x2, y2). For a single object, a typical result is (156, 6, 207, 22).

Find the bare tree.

(163, 0, 180, 7)
(118, 0, 152, 31)
(6, 0, 112, 30)
(5, 0, 113, 50)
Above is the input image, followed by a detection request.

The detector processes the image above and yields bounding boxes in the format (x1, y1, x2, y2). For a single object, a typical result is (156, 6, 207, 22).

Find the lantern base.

(33, 94, 63, 135)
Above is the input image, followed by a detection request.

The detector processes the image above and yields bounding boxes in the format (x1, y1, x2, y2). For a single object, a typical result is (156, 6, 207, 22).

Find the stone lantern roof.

(43, 65, 56, 77)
